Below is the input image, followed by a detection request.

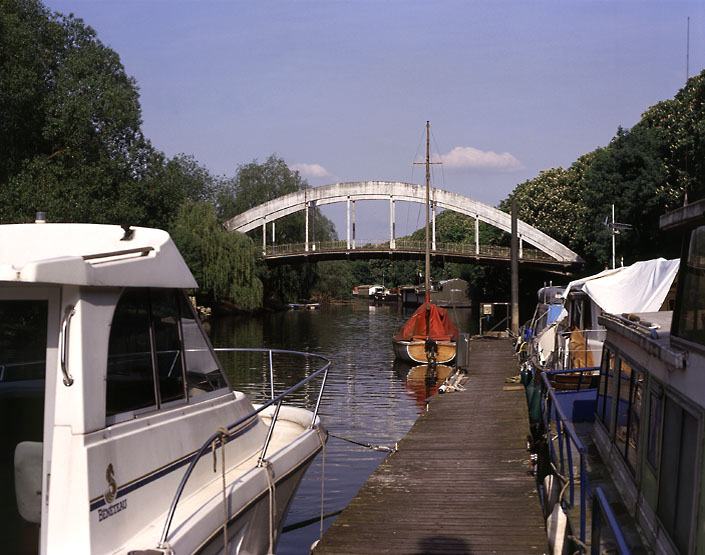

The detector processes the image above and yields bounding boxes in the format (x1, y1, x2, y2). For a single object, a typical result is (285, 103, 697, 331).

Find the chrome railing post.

(158, 348, 331, 547)
(310, 364, 330, 428)
(258, 400, 282, 467)
(268, 349, 275, 400)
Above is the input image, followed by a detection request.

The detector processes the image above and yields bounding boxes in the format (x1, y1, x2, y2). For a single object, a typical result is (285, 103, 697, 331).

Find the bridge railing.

(263, 240, 555, 261)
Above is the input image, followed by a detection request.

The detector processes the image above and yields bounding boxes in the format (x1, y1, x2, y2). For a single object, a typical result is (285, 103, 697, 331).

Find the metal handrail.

(540, 370, 590, 545)
(591, 486, 631, 554)
(157, 348, 331, 548)
(264, 239, 555, 261)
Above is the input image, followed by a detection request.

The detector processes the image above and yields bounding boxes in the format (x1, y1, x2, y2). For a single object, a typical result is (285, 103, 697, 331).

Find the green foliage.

(170, 202, 263, 310)
(215, 155, 339, 304)
(0, 0, 172, 227)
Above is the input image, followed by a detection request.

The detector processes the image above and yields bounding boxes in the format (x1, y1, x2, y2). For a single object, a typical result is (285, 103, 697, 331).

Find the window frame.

(106, 288, 230, 426)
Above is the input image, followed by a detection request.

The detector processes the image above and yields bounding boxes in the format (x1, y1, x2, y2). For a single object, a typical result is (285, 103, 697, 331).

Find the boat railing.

(158, 348, 331, 549)
(591, 485, 631, 554)
(540, 370, 590, 546)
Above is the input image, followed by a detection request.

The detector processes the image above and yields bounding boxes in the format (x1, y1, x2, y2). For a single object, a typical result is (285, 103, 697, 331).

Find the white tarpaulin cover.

(563, 258, 679, 314)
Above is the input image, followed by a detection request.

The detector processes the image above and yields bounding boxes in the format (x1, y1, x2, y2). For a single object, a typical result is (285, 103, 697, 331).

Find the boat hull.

(392, 339, 456, 365)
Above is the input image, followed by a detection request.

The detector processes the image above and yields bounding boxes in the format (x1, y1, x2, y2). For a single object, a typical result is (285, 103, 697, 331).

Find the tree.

(169, 202, 263, 310)
(0, 0, 172, 227)
(216, 155, 340, 304)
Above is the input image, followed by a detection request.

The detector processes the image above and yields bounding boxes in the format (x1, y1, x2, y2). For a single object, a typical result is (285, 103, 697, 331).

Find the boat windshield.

(0, 299, 47, 555)
(674, 224, 705, 346)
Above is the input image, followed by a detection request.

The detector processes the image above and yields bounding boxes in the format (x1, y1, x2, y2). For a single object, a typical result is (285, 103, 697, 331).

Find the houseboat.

(0, 221, 329, 554)
(537, 199, 705, 553)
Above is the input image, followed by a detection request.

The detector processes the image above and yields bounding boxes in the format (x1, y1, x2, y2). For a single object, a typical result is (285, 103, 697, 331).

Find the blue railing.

(591, 486, 631, 554)
(157, 348, 331, 548)
(541, 370, 591, 545)
(541, 368, 632, 553)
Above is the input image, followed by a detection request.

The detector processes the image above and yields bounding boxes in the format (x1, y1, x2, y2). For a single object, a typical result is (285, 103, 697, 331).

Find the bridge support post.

(352, 200, 356, 249)
(475, 216, 479, 255)
(262, 219, 266, 255)
(390, 197, 396, 249)
(519, 235, 523, 259)
(305, 202, 309, 252)
(272, 221, 275, 250)
(347, 196, 351, 250)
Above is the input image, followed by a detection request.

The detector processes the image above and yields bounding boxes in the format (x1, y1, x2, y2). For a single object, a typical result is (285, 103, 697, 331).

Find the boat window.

(657, 396, 698, 553)
(178, 293, 227, 398)
(107, 289, 228, 420)
(673, 224, 705, 346)
(0, 299, 47, 555)
(596, 347, 614, 426)
(613, 358, 633, 455)
(107, 289, 157, 416)
(151, 289, 186, 406)
(625, 369, 643, 474)
(646, 384, 662, 471)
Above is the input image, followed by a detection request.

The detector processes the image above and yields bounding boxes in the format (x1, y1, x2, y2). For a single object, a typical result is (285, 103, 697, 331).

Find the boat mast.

(424, 121, 431, 303)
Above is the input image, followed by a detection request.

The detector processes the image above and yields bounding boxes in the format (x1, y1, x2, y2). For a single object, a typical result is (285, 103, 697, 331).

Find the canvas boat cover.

(394, 301, 459, 341)
(562, 257, 679, 314)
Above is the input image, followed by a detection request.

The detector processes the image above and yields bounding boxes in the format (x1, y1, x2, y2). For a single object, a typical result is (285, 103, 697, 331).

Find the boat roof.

(599, 311, 686, 369)
(562, 258, 678, 314)
(0, 223, 197, 288)
(660, 198, 705, 231)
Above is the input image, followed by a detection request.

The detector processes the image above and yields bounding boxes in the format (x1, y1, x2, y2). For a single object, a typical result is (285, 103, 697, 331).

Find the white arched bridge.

(224, 181, 584, 270)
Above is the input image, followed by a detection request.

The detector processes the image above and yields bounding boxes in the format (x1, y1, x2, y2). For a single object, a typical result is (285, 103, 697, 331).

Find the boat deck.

(312, 337, 547, 554)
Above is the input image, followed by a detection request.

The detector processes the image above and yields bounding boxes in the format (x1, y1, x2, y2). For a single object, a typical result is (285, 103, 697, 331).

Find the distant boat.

(392, 121, 458, 365)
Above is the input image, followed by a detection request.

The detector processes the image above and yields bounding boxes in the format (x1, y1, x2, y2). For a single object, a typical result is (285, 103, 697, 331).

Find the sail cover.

(563, 258, 679, 314)
(394, 301, 459, 341)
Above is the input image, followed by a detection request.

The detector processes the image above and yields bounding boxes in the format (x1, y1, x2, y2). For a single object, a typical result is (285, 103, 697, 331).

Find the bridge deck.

(312, 338, 547, 554)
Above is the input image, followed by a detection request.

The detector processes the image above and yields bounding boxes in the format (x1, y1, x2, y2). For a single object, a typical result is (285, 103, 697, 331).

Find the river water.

(208, 302, 477, 555)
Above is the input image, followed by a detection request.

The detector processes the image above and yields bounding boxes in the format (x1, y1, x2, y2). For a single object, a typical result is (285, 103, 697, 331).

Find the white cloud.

(437, 146, 524, 172)
(291, 163, 331, 178)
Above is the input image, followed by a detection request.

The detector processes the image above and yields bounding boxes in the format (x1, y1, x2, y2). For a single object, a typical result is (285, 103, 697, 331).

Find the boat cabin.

(540, 199, 705, 553)
(1, 222, 325, 554)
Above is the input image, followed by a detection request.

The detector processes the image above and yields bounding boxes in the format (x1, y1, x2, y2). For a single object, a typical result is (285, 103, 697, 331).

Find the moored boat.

(534, 198, 705, 553)
(392, 121, 459, 365)
(0, 221, 329, 554)
(392, 301, 458, 364)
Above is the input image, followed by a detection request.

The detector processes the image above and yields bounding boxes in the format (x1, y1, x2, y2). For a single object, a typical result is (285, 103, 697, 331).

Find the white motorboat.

(0, 220, 329, 554)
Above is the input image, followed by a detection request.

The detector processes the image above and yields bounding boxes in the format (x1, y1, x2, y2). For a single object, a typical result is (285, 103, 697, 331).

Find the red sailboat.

(392, 122, 458, 364)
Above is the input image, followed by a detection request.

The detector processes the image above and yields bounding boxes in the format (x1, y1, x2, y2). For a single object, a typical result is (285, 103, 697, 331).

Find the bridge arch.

(224, 181, 583, 264)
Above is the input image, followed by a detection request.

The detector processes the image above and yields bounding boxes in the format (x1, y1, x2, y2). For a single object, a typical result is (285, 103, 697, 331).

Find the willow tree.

(170, 202, 263, 310)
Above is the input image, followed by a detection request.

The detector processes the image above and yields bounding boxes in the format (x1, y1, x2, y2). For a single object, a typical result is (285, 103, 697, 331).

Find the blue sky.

(45, 0, 705, 239)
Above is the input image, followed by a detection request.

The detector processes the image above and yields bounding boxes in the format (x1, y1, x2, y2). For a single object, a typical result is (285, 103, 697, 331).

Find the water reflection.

(393, 360, 454, 410)
(209, 303, 476, 554)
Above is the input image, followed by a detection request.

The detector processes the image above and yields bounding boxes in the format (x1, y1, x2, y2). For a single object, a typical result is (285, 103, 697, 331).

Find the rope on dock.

(328, 433, 397, 453)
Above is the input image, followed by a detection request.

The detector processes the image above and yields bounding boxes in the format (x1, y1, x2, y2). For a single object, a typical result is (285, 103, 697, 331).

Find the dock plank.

(312, 338, 547, 554)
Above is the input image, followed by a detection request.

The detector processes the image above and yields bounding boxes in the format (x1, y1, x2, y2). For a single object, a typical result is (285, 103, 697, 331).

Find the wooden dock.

(313, 338, 548, 554)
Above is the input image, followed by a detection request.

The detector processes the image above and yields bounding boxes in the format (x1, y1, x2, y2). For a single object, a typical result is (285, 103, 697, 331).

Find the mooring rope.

(318, 430, 327, 539)
(328, 433, 397, 453)
(262, 460, 277, 555)
(214, 426, 230, 555)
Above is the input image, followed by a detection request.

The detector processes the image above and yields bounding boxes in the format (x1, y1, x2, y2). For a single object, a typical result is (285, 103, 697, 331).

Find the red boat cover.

(393, 301, 459, 341)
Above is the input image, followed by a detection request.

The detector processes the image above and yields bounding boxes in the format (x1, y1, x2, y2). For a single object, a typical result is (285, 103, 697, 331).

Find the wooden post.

(511, 197, 519, 335)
